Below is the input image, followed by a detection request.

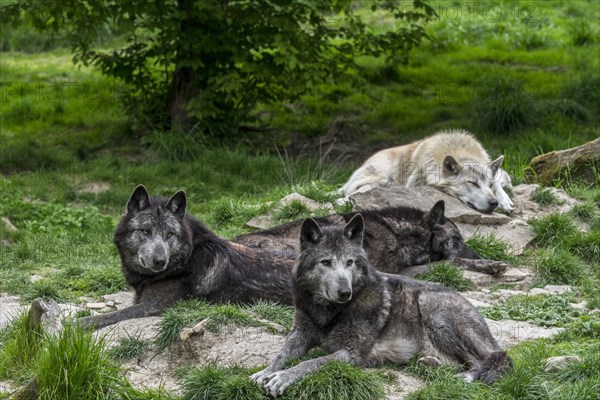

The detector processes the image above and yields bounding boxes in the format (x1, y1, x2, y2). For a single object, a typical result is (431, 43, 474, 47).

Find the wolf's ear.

(166, 190, 186, 218)
(127, 185, 151, 214)
(343, 214, 364, 244)
(429, 200, 446, 225)
(300, 218, 323, 249)
(489, 155, 504, 176)
(443, 155, 462, 177)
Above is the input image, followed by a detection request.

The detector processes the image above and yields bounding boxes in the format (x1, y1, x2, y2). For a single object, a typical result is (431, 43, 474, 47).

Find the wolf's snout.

(337, 288, 352, 302)
(488, 198, 498, 209)
(152, 256, 166, 268)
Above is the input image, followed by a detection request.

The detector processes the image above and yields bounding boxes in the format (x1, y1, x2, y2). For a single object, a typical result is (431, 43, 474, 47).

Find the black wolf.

(80, 185, 294, 330)
(251, 216, 512, 396)
(236, 201, 508, 276)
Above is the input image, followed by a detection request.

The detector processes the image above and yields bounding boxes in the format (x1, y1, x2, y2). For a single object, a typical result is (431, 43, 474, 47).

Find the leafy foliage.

(481, 294, 581, 327)
(4, 0, 435, 132)
(416, 262, 473, 292)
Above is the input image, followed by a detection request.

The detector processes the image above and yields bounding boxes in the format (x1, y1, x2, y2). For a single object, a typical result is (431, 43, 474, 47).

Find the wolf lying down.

(80, 186, 506, 330)
(251, 216, 512, 396)
(236, 202, 508, 277)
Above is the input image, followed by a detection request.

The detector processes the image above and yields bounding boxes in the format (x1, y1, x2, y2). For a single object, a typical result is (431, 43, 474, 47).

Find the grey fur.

(251, 216, 512, 396)
(236, 201, 508, 277)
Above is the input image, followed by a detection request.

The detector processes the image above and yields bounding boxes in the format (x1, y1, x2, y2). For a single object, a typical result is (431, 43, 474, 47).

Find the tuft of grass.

(35, 322, 120, 400)
(552, 345, 600, 383)
(178, 362, 386, 400)
(275, 199, 312, 223)
(0, 312, 44, 384)
(553, 316, 600, 342)
(156, 300, 275, 349)
(481, 294, 581, 327)
(569, 203, 599, 223)
(246, 302, 295, 333)
(465, 233, 515, 264)
(531, 187, 562, 206)
(108, 337, 149, 362)
(416, 262, 473, 292)
(531, 247, 586, 286)
(529, 213, 579, 247)
(473, 75, 540, 134)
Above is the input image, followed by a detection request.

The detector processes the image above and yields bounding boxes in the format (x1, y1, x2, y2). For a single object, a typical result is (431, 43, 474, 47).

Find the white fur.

(341, 130, 515, 212)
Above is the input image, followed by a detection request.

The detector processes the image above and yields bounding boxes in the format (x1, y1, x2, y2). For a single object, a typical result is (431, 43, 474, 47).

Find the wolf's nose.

(489, 199, 498, 209)
(337, 289, 352, 302)
(152, 257, 166, 267)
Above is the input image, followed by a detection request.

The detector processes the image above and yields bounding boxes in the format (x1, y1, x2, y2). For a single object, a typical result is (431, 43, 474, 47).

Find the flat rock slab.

(485, 319, 563, 348)
(382, 369, 425, 400)
(463, 267, 534, 289)
(456, 219, 533, 255)
(349, 186, 511, 225)
(102, 291, 135, 310)
(511, 184, 581, 222)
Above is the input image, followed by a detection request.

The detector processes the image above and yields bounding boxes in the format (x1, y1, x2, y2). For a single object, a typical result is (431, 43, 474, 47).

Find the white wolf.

(341, 130, 514, 213)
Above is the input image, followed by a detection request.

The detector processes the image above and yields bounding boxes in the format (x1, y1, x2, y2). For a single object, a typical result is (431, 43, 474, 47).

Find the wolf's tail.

(477, 351, 513, 384)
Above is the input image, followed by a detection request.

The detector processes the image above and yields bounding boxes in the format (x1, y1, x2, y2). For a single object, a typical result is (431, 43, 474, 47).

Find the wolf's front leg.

(261, 349, 352, 397)
(250, 327, 313, 385)
(492, 181, 514, 212)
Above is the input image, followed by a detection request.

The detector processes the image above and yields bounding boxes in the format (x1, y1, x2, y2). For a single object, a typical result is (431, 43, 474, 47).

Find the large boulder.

(525, 137, 600, 185)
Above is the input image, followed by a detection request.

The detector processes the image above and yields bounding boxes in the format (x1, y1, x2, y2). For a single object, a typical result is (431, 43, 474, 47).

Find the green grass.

(1, 0, 600, 398)
(531, 187, 562, 206)
(465, 233, 516, 264)
(178, 361, 386, 400)
(481, 294, 581, 327)
(415, 262, 473, 292)
(108, 337, 149, 362)
(155, 300, 294, 349)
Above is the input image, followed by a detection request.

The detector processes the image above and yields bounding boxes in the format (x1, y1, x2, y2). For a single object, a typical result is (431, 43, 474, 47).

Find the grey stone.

(246, 193, 334, 230)
(349, 186, 512, 225)
(510, 184, 581, 222)
(485, 319, 563, 348)
(102, 291, 135, 310)
(544, 356, 582, 372)
(0, 217, 17, 233)
(86, 302, 106, 309)
(543, 285, 572, 295)
(529, 288, 551, 296)
(463, 267, 533, 289)
(569, 301, 587, 310)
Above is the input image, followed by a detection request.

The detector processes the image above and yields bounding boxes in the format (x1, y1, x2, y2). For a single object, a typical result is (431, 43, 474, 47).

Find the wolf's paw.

(458, 370, 478, 383)
(418, 356, 443, 367)
(262, 370, 294, 397)
(496, 193, 514, 213)
(250, 369, 271, 385)
(487, 261, 509, 275)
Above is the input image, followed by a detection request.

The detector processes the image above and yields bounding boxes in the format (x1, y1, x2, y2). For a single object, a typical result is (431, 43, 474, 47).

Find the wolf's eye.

(468, 181, 480, 188)
(321, 259, 331, 266)
(166, 232, 174, 238)
(346, 260, 354, 266)
(142, 229, 150, 236)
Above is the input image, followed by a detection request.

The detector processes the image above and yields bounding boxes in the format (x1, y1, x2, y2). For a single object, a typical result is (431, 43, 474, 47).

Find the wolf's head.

(425, 200, 480, 260)
(294, 214, 373, 304)
(114, 185, 193, 276)
(436, 155, 504, 214)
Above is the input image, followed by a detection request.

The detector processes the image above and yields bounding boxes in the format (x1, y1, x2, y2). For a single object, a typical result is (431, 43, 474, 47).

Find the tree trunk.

(165, 0, 199, 132)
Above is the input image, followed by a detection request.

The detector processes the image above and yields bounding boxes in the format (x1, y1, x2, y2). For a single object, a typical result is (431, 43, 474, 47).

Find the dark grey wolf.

(80, 185, 295, 330)
(236, 200, 508, 276)
(251, 216, 512, 397)
(341, 130, 514, 213)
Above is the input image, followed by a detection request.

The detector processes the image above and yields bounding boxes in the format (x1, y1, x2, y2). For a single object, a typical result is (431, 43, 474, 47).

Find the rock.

(350, 186, 512, 225)
(510, 184, 581, 222)
(494, 289, 528, 297)
(464, 297, 492, 308)
(529, 288, 551, 296)
(28, 298, 63, 336)
(544, 356, 582, 372)
(543, 285, 572, 295)
(180, 318, 210, 342)
(29, 275, 42, 283)
(102, 291, 135, 310)
(382, 369, 425, 400)
(526, 137, 600, 185)
(86, 302, 106, 309)
(485, 319, 563, 348)
(0, 217, 17, 232)
(106, 300, 116, 308)
(463, 267, 533, 289)
(79, 182, 111, 194)
(456, 219, 533, 256)
(0, 381, 12, 394)
(246, 193, 334, 230)
(569, 301, 587, 310)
